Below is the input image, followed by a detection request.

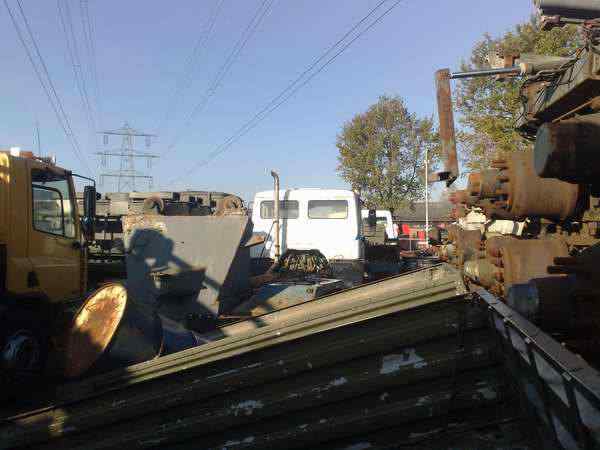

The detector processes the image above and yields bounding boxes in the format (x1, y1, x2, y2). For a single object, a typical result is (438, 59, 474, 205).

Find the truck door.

(28, 167, 81, 302)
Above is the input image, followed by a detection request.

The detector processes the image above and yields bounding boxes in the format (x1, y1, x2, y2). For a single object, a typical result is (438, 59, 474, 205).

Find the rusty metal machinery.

(463, 149, 582, 221)
(432, 12, 600, 442)
(432, 3, 600, 369)
(62, 284, 163, 378)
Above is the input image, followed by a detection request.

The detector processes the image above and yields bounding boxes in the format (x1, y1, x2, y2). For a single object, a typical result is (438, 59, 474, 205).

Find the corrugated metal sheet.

(0, 265, 531, 449)
(475, 287, 600, 450)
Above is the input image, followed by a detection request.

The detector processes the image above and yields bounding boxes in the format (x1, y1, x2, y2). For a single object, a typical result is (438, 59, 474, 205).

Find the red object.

(417, 230, 425, 240)
(401, 224, 411, 236)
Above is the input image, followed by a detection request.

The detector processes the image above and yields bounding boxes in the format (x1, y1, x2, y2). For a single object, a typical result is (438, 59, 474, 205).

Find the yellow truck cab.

(0, 149, 96, 372)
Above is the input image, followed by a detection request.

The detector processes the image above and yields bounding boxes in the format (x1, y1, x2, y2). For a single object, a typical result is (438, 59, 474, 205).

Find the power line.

(168, 0, 403, 186)
(164, 0, 275, 155)
(80, 0, 103, 130)
(155, 0, 225, 136)
(57, 0, 97, 139)
(4, 0, 94, 176)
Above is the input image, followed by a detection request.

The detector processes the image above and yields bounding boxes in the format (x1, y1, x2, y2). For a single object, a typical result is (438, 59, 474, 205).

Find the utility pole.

(425, 145, 429, 237)
(35, 120, 41, 155)
(96, 122, 158, 192)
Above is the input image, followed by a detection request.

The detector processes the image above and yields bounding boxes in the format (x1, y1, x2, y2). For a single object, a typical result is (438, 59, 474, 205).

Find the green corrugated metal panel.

(2, 302, 483, 447)
(47, 264, 468, 402)
(320, 404, 532, 450)
(172, 368, 509, 450)
(23, 329, 496, 449)
(0, 264, 518, 449)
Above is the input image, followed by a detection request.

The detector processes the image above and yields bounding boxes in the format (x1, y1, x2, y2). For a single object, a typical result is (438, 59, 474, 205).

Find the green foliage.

(456, 16, 580, 171)
(336, 96, 439, 212)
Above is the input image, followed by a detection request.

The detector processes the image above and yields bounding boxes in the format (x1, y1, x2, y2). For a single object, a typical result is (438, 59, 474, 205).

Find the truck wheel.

(0, 307, 53, 374)
(1, 329, 41, 371)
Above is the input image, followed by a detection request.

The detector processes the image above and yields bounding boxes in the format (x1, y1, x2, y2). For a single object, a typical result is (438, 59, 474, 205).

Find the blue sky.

(0, 0, 534, 201)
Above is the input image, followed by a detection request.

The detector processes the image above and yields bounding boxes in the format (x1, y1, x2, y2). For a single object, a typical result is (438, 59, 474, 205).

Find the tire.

(0, 304, 57, 374)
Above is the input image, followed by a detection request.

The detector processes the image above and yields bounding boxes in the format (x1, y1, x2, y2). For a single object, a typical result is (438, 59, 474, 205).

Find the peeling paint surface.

(472, 347, 485, 356)
(221, 436, 255, 449)
(409, 428, 444, 439)
(476, 387, 497, 400)
(380, 349, 427, 374)
(416, 395, 432, 406)
(230, 400, 264, 416)
(139, 437, 167, 446)
(245, 363, 262, 369)
(344, 443, 372, 450)
(312, 377, 349, 394)
(329, 377, 348, 387)
(206, 369, 239, 380)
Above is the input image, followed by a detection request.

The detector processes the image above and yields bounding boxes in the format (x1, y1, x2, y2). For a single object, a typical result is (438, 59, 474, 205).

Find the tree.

(456, 16, 580, 171)
(336, 96, 439, 212)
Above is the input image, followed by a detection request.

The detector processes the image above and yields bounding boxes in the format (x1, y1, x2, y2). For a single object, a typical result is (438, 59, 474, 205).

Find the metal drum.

(63, 283, 163, 378)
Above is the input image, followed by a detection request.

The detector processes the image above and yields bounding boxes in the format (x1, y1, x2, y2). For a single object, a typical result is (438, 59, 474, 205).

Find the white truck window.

(308, 200, 348, 219)
(260, 200, 299, 219)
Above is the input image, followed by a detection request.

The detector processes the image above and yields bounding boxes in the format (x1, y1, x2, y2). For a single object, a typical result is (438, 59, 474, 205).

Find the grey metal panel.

(123, 215, 252, 319)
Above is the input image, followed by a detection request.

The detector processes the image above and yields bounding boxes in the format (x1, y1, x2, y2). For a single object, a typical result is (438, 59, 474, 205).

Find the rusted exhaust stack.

(434, 65, 523, 187)
(270, 170, 281, 261)
(434, 69, 459, 186)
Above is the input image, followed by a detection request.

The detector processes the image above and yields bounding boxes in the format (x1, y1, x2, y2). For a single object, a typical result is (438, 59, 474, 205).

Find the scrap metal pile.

(79, 190, 244, 286)
(433, 0, 600, 367)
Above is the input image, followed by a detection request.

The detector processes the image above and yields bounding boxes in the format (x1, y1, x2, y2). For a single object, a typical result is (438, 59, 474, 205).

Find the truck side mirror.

(82, 185, 96, 242)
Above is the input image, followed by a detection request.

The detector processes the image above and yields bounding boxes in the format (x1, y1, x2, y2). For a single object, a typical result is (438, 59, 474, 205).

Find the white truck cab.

(251, 188, 364, 284)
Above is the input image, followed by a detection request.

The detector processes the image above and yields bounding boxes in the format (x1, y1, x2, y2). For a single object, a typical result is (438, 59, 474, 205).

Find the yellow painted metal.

(6, 155, 32, 296)
(0, 153, 8, 244)
(2, 152, 83, 302)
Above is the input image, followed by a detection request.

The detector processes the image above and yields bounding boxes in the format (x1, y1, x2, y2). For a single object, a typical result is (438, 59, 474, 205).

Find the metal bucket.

(63, 283, 163, 378)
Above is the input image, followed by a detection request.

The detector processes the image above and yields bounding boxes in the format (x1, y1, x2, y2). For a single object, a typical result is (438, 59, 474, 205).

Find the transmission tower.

(96, 122, 158, 192)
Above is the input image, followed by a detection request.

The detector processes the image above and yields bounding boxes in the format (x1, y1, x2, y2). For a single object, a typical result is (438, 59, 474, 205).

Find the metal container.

(63, 283, 163, 378)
